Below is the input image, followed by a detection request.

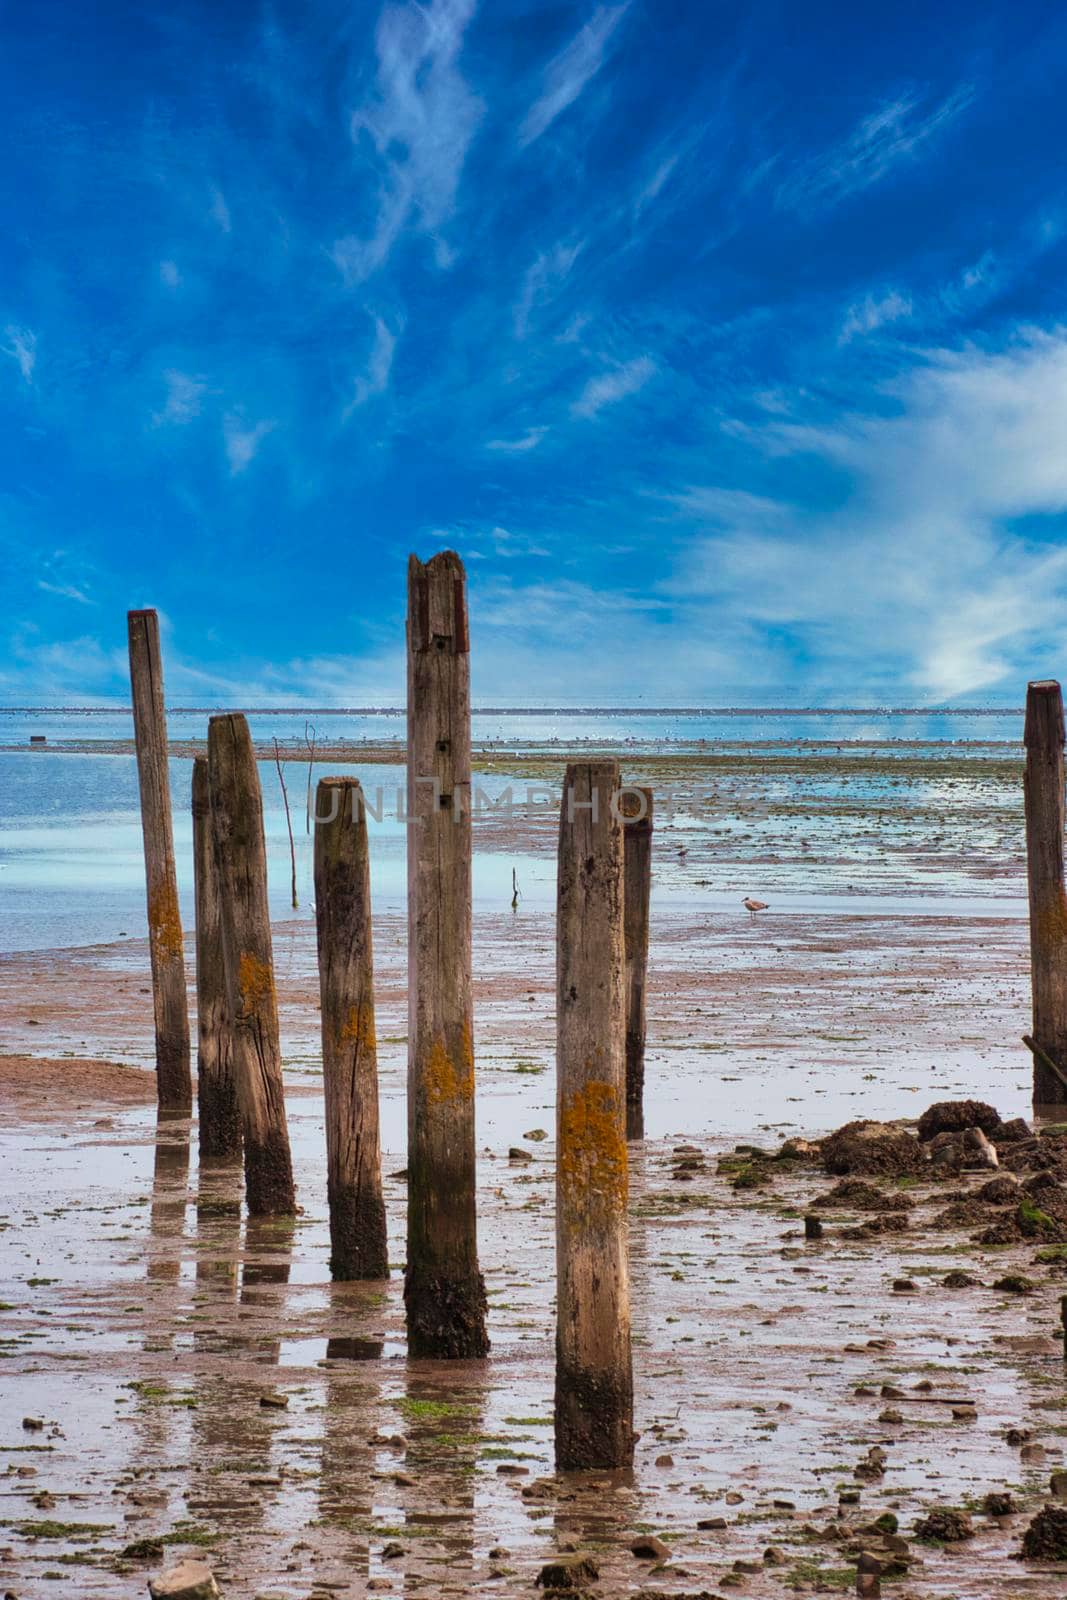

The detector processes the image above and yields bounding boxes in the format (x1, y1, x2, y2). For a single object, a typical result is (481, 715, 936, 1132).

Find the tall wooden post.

(314, 777, 388, 1280)
(207, 713, 296, 1215)
(622, 786, 653, 1141)
(127, 608, 190, 1112)
(192, 757, 241, 1160)
(405, 551, 488, 1358)
(1024, 681, 1067, 1106)
(555, 759, 633, 1470)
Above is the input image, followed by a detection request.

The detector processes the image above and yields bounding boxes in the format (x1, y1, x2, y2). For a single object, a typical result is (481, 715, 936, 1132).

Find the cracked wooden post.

(314, 777, 388, 1280)
(622, 786, 653, 1141)
(127, 608, 190, 1112)
(192, 756, 241, 1161)
(207, 713, 296, 1216)
(555, 759, 634, 1470)
(404, 551, 488, 1358)
(1024, 680, 1067, 1107)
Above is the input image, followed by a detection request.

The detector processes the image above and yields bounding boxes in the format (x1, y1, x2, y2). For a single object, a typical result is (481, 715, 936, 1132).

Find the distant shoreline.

(0, 703, 1027, 717)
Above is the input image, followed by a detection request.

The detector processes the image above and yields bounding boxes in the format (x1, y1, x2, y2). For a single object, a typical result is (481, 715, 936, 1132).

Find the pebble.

(148, 1561, 220, 1600)
(631, 1535, 670, 1560)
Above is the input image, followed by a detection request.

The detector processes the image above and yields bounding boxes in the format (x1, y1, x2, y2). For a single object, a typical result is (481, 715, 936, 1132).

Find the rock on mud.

(1022, 1502, 1067, 1559)
(148, 1561, 220, 1600)
(821, 1121, 925, 1177)
(537, 1555, 600, 1589)
(813, 1179, 913, 1211)
(917, 1100, 1003, 1141)
(913, 1507, 975, 1542)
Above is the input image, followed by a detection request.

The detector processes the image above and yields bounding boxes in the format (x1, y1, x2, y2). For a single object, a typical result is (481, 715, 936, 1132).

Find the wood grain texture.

(314, 777, 388, 1280)
(404, 551, 488, 1358)
(207, 713, 295, 1215)
(555, 759, 633, 1470)
(621, 786, 653, 1141)
(192, 757, 241, 1160)
(1024, 680, 1067, 1106)
(127, 609, 191, 1111)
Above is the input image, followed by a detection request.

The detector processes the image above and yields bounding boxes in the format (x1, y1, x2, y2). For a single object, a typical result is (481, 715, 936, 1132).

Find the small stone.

(535, 1555, 599, 1589)
(763, 1545, 787, 1564)
(725, 1491, 744, 1504)
(381, 1542, 405, 1560)
(259, 1392, 288, 1409)
(913, 1506, 974, 1543)
(392, 1472, 416, 1487)
(942, 1270, 980, 1288)
(21, 1418, 44, 1431)
(148, 1560, 220, 1600)
(1051, 1472, 1067, 1502)
(993, 1273, 1035, 1295)
(654, 1453, 674, 1468)
(804, 1215, 823, 1240)
(508, 1147, 533, 1162)
(496, 1463, 528, 1476)
(1021, 1442, 1046, 1463)
(698, 1516, 727, 1530)
(631, 1535, 669, 1560)
(952, 1405, 978, 1422)
(982, 1491, 1015, 1517)
(892, 1278, 917, 1293)
(524, 1128, 548, 1142)
(1008, 1427, 1034, 1447)
(839, 1489, 861, 1505)
(488, 1547, 509, 1560)
(1023, 1502, 1067, 1559)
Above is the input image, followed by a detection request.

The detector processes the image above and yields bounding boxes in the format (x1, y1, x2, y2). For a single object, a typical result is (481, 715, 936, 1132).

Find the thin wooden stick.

(273, 737, 298, 911)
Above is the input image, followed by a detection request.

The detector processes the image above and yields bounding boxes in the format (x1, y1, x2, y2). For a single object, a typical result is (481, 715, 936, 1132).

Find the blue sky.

(3, 0, 1067, 706)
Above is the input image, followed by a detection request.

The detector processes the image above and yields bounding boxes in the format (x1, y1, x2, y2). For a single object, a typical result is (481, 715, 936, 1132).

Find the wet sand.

(5, 891, 1067, 1599)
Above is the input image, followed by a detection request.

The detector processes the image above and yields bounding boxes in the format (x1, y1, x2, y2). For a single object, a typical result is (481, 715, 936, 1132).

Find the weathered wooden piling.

(621, 786, 653, 1140)
(314, 777, 388, 1280)
(555, 759, 634, 1470)
(207, 713, 296, 1215)
(127, 608, 191, 1111)
(404, 551, 488, 1358)
(1024, 680, 1067, 1105)
(191, 757, 241, 1160)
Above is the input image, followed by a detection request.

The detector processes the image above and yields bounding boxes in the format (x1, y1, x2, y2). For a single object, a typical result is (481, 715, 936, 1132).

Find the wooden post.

(127, 608, 191, 1111)
(555, 759, 633, 1470)
(404, 551, 488, 1358)
(1024, 680, 1067, 1106)
(207, 713, 296, 1216)
(621, 786, 653, 1141)
(314, 777, 388, 1280)
(192, 757, 241, 1161)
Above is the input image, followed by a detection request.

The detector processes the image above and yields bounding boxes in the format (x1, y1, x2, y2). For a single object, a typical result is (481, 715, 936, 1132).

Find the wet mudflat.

(3, 898, 1067, 1598)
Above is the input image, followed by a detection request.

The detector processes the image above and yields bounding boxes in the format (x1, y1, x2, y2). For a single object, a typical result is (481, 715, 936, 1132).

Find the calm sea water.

(0, 705, 1026, 954)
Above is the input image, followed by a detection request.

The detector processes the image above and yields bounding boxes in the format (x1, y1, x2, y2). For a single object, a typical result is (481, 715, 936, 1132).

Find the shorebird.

(742, 896, 768, 915)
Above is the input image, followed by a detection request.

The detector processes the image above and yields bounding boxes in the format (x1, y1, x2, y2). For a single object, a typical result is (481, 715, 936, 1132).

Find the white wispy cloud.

(674, 331, 1067, 698)
(37, 579, 94, 605)
(514, 241, 583, 339)
(332, 0, 482, 285)
(633, 154, 678, 218)
(159, 260, 181, 289)
(209, 185, 232, 233)
(224, 413, 276, 474)
(153, 370, 207, 427)
(486, 426, 548, 452)
(839, 288, 913, 344)
(518, 4, 628, 148)
(344, 316, 397, 417)
(572, 354, 654, 418)
(778, 82, 975, 215)
(3, 324, 37, 384)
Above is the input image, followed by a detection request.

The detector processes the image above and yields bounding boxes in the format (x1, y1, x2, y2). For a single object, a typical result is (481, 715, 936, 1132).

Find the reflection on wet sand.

(146, 1111, 190, 1287)
(316, 1282, 388, 1590)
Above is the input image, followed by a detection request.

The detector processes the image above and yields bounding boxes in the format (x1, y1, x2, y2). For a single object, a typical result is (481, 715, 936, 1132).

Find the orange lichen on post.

(337, 1002, 377, 1052)
(424, 1031, 475, 1107)
(558, 1079, 628, 1218)
(148, 881, 185, 964)
(237, 951, 275, 1017)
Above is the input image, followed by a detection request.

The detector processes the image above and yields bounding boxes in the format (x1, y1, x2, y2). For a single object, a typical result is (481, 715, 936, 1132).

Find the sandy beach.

(5, 730, 1067, 1598)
